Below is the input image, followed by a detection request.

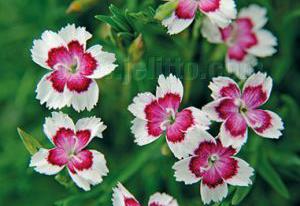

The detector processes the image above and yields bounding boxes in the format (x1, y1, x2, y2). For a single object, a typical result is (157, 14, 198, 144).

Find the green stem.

(183, 16, 202, 104)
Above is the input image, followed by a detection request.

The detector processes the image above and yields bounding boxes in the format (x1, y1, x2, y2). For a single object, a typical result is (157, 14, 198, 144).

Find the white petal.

(226, 54, 257, 80)
(112, 183, 138, 206)
(75, 150, 109, 186)
(246, 110, 284, 139)
(200, 182, 228, 205)
(219, 121, 248, 148)
(162, 12, 194, 35)
(148, 193, 179, 206)
(173, 157, 200, 184)
(247, 30, 277, 57)
(226, 157, 254, 186)
(128, 92, 156, 120)
(239, 5, 268, 30)
(58, 24, 92, 48)
(204, 0, 237, 29)
(30, 148, 64, 175)
(69, 79, 99, 112)
(43, 111, 75, 143)
(242, 72, 273, 101)
(202, 98, 228, 122)
(36, 73, 72, 109)
(175, 126, 215, 158)
(156, 74, 184, 100)
(68, 169, 91, 191)
(208, 76, 240, 100)
(219, 0, 237, 20)
(187, 107, 211, 130)
(131, 118, 160, 146)
(31, 30, 66, 69)
(201, 18, 223, 44)
(75, 116, 107, 139)
(86, 45, 118, 79)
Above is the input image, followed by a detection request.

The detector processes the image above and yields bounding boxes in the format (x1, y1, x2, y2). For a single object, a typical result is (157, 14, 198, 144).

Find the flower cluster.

(28, 24, 117, 191)
(23, 1, 284, 205)
(128, 73, 283, 204)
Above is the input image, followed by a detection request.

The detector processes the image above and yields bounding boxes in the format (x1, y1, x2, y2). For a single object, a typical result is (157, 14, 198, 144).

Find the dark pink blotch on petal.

(53, 128, 76, 148)
(48, 148, 68, 166)
(220, 26, 233, 41)
(216, 156, 238, 180)
(175, 0, 198, 19)
(242, 85, 267, 108)
(124, 198, 141, 206)
(220, 83, 241, 98)
(215, 98, 238, 120)
(47, 46, 71, 68)
(68, 41, 84, 57)
(228, 44, 247, 61)
(224, 114, 247, 138)
(66, 74, 92, 93)
(198, 0, 220, 13)
(79, 53, 98, 76)
(214, 140, 236, 157)
(246, 109, 272, 133)
(75, 130, 91, 151)
(157, 93, 181, 112)
(67, 150, 93, 173)
(47, 70, 68, 93)
(166, 109, 194, 143)
(202, 167, 224, 188)
(145, 101, 166, 137)
(189, 156, 208, 178)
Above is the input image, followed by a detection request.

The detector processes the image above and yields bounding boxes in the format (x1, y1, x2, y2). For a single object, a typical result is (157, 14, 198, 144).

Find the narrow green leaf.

(154, 0, 179, 21)
(17, 128, 42, 155)
(109, 5, 132, 32)
(232, 187, 252, 205)
(258, 152, 290, 198)
(95, 15, 123, 31)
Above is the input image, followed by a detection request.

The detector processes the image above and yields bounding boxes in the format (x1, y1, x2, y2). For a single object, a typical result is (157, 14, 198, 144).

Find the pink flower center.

(161, 108, 177, 129)
(48, 128, 93, 173)
(220, 18, 258, 61)
(68, 58, 79, 74)
(46, 41, 97, 93)
(235, 98, 248, 114)
(189, 141, 237, 187)
(208, 154, 219, 166)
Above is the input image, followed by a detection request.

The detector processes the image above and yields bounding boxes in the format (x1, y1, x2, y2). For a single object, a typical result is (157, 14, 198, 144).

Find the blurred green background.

(0, 0, 299, 205)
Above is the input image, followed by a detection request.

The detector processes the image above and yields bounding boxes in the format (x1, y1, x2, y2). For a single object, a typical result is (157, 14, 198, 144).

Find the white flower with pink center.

(29, 112, 109, 191)
(162, 0, 237, 35)
(128, 74, 210, 159)
(31, 24, 117, 111)
(201, 5, 277, 79)
(202, 72, 284, 148)
(112, 183, 179, 206)
(173, 127, 254, 204)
